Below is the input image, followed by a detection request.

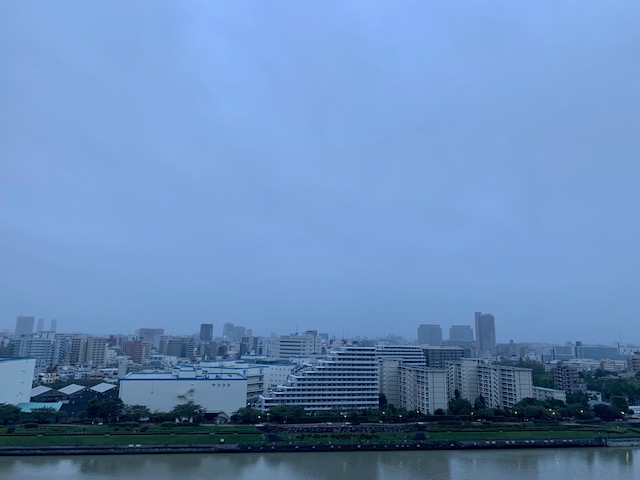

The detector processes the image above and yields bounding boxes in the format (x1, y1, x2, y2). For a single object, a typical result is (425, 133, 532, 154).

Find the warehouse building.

(119, 367, 247, 419)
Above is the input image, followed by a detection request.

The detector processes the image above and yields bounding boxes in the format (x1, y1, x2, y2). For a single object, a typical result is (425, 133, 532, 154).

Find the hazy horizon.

(2, 2, 640, 345)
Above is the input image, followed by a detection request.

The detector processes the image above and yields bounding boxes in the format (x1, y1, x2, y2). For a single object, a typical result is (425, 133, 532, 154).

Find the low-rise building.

(533, 386, 567, 403)
(119, 367, 247, 419)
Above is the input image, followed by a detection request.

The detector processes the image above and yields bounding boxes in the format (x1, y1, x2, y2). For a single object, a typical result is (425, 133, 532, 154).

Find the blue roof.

(17, 402, 63, 413)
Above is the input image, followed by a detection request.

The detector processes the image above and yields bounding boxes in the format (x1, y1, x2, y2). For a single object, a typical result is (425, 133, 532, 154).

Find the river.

(0, 448, 636, 479)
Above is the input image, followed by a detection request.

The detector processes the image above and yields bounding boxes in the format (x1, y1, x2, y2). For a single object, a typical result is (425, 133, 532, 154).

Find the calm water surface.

(0, 448, 637, 480)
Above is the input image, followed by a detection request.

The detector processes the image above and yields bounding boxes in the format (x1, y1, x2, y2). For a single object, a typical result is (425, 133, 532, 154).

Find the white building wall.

(258, 346, 379, 412)
(379, 359, 401, 407)
(263, 364, 297, 389)
(119, 373, 247, 416)
(399, 366, 448, 414)
(0, 358, 36, 404)
(199, 362, 266, 400)
(533, 386, 566, 402)
(272, 334, 322, 360)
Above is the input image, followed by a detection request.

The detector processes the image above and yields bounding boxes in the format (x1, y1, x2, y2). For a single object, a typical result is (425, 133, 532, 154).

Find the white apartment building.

(533, 386, 567, 403)
(399, 365, 448, 414)
(448, 358, 482, 402)
(257, 346, 379, 412)
(375, 345, 427, 365)
(449, 359, 533, 409)
(86, 337, 108, 366)
(379, 359, 403, 407)
(376, 345, 426, 407)
(477, 364, 533, 409)
(271, 332, 322, 361)
(16, 336, 55, 370)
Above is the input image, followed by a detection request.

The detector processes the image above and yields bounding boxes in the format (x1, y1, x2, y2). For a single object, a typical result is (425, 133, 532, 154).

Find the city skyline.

(1, 312, 634, 347)
(2, 2, 640, 343)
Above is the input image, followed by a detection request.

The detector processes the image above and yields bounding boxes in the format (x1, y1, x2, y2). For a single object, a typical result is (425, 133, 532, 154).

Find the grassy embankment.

(1, 423, 639, 448)
(0, 424, 263, 447)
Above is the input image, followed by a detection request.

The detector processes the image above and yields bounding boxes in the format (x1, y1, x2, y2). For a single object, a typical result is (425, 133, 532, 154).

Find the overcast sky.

(1, 1, 639, 343)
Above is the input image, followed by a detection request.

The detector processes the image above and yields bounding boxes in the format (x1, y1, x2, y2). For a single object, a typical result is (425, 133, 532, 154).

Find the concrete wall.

(0, 358, 36, 404)
(119, 375, 247, 416)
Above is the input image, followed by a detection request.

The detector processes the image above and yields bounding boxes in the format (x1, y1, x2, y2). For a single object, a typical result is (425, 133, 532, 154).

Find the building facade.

(119, 367, 247, 418)
(474, 312, 496, 355)
(422, 346, 467, 368)
(0, 358, 36, 405)
(399, 365, 448, 414)
(199, 324, 214, 342)
(257, 346, 379, 412)
(271, 331, 322, 361)
(553, 362, 586, 393)
(449, 325, 473, 343)
(14, 315, 35, 337)
(417, 324, 443, 346)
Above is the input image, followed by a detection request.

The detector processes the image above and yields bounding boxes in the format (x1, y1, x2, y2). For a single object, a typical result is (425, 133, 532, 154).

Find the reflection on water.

(0, 448, 636, 480)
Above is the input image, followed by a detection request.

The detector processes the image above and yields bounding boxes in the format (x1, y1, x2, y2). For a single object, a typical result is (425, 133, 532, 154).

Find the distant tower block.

(417, 324, 443, 345)
(474, 312, 496, 354)
(15, 315, 34, 336)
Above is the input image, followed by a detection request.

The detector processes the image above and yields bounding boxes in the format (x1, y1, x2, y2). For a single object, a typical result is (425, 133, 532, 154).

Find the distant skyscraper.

(50, 319, 57, 332)
(15, 315, 35, 337)
(417, 324, 443, 346)
(449, 325, 474, 343)
(200, 323, 214, 342)
(136, 328, 165, 351)
(222, 322, 247, 342)
(36, 318, 44, 333)
(223, 322, 235, 339)
(474, 312, 496, 354)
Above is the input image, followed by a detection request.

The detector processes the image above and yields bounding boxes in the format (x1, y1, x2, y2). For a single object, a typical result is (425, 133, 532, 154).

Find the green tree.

(268, 405, 306, 423)
(122, 404, 151, 421)
(473, 396, 487, 411)
(170, 402, 206, 423)
(581, 372, 598, 391)
(610, 395, 630, 416)
(27, 407, 58, 424)
(0, 403, 21, 425)
(86, 397, 124, 422)
(593, 403, 622, 421)
(566, 403, 594, 419)
(231, 407, 260, 424)
(448, 398, 473, 415)
(601, 379, 640, 404)
(566, 391, 589, 407)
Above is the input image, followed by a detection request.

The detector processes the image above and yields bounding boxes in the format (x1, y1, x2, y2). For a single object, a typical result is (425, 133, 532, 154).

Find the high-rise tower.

(199, 323, 214, 342)
(417, 324, 443, 346)
(14, 315, 35, 337)
(474, 312, 496, 354)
